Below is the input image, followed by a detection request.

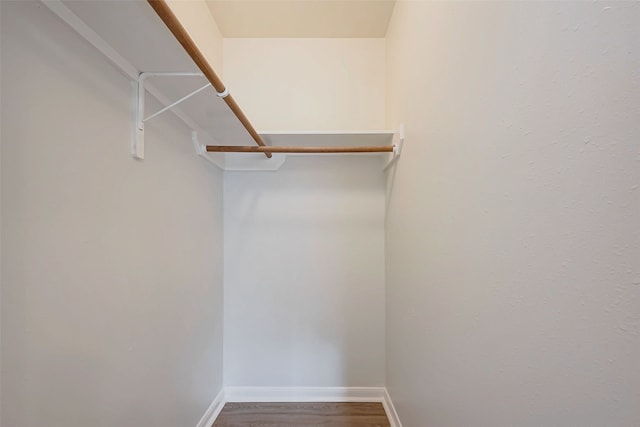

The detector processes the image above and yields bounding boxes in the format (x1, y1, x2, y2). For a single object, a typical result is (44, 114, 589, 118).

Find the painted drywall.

(223, 156, 386, 387)
(1, 2, 223, 427)
(385, 2, 640, 426)
(166, 0, 224, 74)
(206, 0, 395, 38)
(223, 38, 385, 131)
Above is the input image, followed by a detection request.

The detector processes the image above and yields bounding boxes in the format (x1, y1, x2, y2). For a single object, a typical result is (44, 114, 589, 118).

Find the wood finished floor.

(212, 402, 390, 427)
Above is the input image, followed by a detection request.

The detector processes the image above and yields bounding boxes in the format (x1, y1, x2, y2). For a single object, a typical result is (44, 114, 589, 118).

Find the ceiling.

(205, 0, 396, 38)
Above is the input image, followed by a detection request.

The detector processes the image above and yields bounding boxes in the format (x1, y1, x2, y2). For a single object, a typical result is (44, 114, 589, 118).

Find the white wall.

(222, 36, 388, 388)
(1, 2, 224, 427)
(223, 156, 386, 387)
(167, 0, 224, 73)
(223, 38, 386, 131)
(385, 2, 640, 426)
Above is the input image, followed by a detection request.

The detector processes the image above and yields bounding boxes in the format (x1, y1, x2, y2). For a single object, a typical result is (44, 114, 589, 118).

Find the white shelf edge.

(221, 126, 404, 171)
(258, 130, 396, 135)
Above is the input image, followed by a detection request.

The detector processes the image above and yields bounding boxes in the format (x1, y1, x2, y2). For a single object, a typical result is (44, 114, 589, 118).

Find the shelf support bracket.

(192, 131, 225, 170)
(133, 72, 205, 160)
(383, 123, 405, 171)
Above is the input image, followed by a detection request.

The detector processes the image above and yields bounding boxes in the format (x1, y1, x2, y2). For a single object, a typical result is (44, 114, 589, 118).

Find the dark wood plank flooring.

(212, 402, 390, 427)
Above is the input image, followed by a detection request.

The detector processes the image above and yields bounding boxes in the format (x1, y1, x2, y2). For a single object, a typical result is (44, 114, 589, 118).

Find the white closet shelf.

(218, 129, 404, 171)
(43, 0, 404, 172)
(259, 130, 394, 147)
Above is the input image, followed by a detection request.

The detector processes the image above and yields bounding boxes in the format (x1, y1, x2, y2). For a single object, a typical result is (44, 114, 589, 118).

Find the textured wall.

(385, 2, 640, 426)
(1, 3, 224, 426)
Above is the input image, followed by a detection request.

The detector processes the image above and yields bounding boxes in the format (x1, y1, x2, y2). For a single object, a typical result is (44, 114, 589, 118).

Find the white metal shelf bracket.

(192, 131, 224, 169)
(383, 124, 405, 171)
(40, 1, 223, 169)
(133, 72, 205, 159)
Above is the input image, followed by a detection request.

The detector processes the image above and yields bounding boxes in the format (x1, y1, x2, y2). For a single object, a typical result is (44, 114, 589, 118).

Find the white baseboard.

(195, 389, 225, 427)
(382, 388, 403, 427)
(197, 387, 402, 427)
(224, 386, 386, 403)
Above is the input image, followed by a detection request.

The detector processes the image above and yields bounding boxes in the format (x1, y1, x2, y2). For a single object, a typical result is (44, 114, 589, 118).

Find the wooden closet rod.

(206, 145, 395, 154)
(146, 0, 272, 158)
